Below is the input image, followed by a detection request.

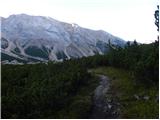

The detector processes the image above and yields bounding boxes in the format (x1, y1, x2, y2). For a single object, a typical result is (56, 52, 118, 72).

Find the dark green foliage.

(25, 46, 49, 59)
(1, 53, 17, 61)
(134, 41, 159, 84)
(14, 47, 21, 53)
(2, 60, 92, 118)
(107, 40, 140, 69)
(107, 40, 159, 85)
(1, 40, 158, 118)
(56, 51, 68, 60)
(73, 55, 108, 68)
(11, 48, 21, 56)
(154, 5, 159, 32)
(1, 53, 26, 63)
(96, 41, 109, 53)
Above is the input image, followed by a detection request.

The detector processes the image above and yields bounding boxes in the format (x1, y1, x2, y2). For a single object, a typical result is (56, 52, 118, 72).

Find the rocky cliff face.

(1, 14, 126, 63)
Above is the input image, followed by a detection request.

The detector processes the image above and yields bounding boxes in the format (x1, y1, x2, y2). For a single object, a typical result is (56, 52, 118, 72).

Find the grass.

(90, 66, 159, 119)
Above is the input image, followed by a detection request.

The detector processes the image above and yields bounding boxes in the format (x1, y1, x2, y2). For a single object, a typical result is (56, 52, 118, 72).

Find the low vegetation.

(91, 67, 158, 118)
(1, 40, 159, 118)
(2, 61, 98, 118)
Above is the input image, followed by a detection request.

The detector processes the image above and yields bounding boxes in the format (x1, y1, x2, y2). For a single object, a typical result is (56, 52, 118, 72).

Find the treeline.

(75, 40, 159, 85)
(107, 41, 159, 85)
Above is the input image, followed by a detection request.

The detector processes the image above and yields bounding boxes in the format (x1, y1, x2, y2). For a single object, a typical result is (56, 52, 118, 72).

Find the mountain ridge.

(1, 14, 126, 63)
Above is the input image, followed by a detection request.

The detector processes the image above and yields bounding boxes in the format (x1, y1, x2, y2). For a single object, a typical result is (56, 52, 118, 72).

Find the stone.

(108, 104, 112, 109)
(134, 94, 140, 100)
(143, 96, 149, 100)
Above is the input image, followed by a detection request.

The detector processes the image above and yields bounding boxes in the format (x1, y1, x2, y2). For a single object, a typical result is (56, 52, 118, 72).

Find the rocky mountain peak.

(1, 14, 126, 63)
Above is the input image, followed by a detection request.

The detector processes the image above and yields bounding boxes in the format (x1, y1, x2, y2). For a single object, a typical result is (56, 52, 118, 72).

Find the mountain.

(1, 14, 126, 63)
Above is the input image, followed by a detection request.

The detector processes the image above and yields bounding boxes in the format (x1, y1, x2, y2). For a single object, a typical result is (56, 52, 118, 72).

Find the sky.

(0, 0, 159, 43)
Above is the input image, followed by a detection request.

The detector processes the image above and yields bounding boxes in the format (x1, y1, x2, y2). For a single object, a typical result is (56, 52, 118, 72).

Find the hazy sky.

(0, 0, 158, 43)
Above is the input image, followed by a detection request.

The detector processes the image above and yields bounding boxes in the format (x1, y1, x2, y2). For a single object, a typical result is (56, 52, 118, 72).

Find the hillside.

(1, 40, 159, 119)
